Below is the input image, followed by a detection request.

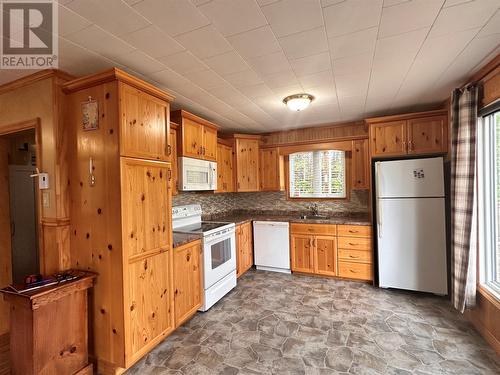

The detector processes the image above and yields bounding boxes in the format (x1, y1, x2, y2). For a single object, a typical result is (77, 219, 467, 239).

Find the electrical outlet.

(42, 191, 50, 208)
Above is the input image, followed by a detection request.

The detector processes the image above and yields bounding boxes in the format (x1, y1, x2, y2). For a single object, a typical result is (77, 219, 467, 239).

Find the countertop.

(173, 232, 202, 248)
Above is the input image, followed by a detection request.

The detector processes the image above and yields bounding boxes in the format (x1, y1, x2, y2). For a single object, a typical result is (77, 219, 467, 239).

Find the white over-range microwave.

(178, 157, 217, 191)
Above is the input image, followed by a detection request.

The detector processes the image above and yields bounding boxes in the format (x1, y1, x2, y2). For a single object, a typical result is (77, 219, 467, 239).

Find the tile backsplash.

(173, 190, 369, 217)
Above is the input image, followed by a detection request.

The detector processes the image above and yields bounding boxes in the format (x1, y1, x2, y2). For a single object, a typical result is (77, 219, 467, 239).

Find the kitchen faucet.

(309, 203, 319, 216)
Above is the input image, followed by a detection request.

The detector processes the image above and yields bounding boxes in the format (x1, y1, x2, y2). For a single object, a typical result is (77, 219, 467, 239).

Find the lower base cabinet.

(236, 222, 253, 277)
(290, 223, 373, 281)
(173, 240, 202, 327)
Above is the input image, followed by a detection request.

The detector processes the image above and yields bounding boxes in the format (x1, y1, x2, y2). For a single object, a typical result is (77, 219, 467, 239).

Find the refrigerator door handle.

(375, 162, 383, 239)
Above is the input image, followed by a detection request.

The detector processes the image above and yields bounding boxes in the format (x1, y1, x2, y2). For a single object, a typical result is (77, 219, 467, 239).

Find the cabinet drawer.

(291, 223, 337, 236)
(338, 249, 372, 263)
(337, 225, 371, 238)
(338, 261, 372, 281)
(337, 237, 371, 251)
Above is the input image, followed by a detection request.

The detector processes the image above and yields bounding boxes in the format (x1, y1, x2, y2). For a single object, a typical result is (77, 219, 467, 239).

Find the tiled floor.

(127, 270, 499, 375)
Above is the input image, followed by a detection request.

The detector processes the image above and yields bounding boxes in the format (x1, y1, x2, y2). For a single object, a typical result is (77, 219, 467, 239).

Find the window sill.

(477, 284, 500, 310)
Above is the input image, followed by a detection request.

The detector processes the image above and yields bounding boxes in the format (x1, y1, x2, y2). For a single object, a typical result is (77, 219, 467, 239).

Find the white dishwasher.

(253, 221, 290, 273)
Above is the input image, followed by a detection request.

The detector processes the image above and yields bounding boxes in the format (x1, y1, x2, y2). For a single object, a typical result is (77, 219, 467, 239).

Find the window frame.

(477, 108, 500, 299)
(284, 150, 351, 201)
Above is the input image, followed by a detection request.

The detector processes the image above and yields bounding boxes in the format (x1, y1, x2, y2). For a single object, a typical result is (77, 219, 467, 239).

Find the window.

(289, 150, 346, 199)
(478, 108, 500, 297)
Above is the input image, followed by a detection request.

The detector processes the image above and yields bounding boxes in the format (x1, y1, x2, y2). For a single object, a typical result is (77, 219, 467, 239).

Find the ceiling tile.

(379, 0, 443, 38)
(279, 27, 329, 60)
(209, 85, 256, 107)
(152, 69, 205, 98)
(272, 84, 304, 98)
(227, 26, 281, 59)
(158, 51, 207, 74)
(204, 51, 249, 76)
(375, 27, 429, 61)
(262, 69, 300, 89)
(65, 25, 136, 59)
(132, 0, 210, 37)
(198, 0, 267, 37)
(335, 73, 370, 97)
(261, 0, 324, 37)
(187, 69, 228, 90)
(58, 4, 91, 37)
(478, 9, 500, 37)
(238, 83, 275, 99)
(329, 27, 378, 59)
(321, 0, 345, 7)
(248, 51, 291, 76)
(324, 0, 383, 38)
(191, 0, 212, 5)
(65, 0, 150, 36)
(290, 52, 331, 76)
(224, 69, 264, 87)
(307, 85, 338, 106)
(257, 0, 280, 6)
(299, 70, 335, 90)
(383, 0, 411, 7)
(175, 25, 233, 59)
(120, 25, 185, 59)
(58, 37, 115, 76)
(332, 52, 372, 76)
(114, 50, 165, 75)
(429, 0, 500, 37)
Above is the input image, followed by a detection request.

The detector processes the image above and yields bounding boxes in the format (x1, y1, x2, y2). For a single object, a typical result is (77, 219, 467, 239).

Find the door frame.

(0, 118, 43, 275)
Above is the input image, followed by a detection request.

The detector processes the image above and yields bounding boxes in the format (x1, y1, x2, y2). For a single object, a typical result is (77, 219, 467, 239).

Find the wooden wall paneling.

(67, 81, 126, 368)
(0, 139, 12, 336)
(173, 240, 202, 327)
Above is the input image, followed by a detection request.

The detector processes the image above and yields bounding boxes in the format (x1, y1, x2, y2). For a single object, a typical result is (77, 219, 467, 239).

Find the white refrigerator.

(375, 157, 448, 295)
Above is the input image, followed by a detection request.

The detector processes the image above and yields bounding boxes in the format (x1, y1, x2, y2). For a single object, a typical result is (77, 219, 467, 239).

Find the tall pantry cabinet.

(63, 68, 175, 374)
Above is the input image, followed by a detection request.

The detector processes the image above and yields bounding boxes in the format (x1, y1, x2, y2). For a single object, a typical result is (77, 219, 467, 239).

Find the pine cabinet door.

(260, 148, 283, 191)
(235, 139, 259, 192)
(170, 128, 178, 195)
(126, 251, 173, 364)
(314, 236, 336, 277)
(203, 126, 218, 161)
(290, 234, 314, 274)
(173, 241, 202, 327)
(216, 143, 234, 193)
(120, 83, 168, 161)
(352, 139, 369, 189)
(121, 158, 171, 261)
(370, 120, 407, 157)
(242, 222, 253, 272)
(407, 115, 447, 155)
(182, 118, 204, 159)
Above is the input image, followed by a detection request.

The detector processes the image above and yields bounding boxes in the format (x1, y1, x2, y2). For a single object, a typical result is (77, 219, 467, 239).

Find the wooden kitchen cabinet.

(222, 134, 261, 192)
(259, 147, 284, 191)
(314, 236, 337, 277)
(170, 121, 179, 195)
(171, 110, 219, 162)
(173, 240, 202, 327)
(290, 234, 314, 274)
(351, 139, 370, 190)
(236, 222, 253, 277)
(120, 83, 170, 161)
(216, 141, 234, 193)
(337, 224, 372, 281)
(64, 68, 175, 374)
(368, 110, 448, 158)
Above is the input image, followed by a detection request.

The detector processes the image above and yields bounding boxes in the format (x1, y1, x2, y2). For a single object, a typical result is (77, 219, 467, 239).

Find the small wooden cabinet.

(170, 121, 179, 195)
(259, 147, 284, 191)
(236, 222, 253, 277)
(173, 240, 202, 327)
(216, 141, 234, 193)
(171, 110, 218, 162)
(290, 224, 337, 276)
(337, 224, 372, 281)
(232, 135, 260, 192)
(368, 110, 448, 158)
(351, 139, 369, 189)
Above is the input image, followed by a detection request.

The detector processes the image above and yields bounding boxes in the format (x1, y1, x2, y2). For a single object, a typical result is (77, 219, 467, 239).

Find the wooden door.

(182, 118, 204, 159)
(314, 236, 336, 277)
(120, 158, 171, 262)
(173, 240, 202, 327)
(216, 143, 234, 193)
(235, 139, 259, 192)
(407, 115, 447, 155)
(352, 139, 369, 189)
(202, 126, 217, 161)
(120, 83, 168, 161)
(370, 120, 407, 157)
(290, 234, 314, 274)
(0, 139, 12, 336)
(126, 251, 173, 364)
(170, 127, 178, 195)
(259, 148, 283, 191)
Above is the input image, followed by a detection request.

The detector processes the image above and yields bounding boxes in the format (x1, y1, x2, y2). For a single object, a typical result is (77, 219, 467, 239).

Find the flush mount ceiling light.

(283, 93, 315, 111)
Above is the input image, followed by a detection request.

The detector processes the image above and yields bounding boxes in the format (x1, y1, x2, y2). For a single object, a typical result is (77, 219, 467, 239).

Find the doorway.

(0, 128, 39, 284)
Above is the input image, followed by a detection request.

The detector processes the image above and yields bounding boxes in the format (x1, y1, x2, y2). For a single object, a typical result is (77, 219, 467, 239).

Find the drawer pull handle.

(349, 255, 359, 258)
(349, 230, 358, 233)
(349, 269, 357, 273)
(349, 243, 357, 246)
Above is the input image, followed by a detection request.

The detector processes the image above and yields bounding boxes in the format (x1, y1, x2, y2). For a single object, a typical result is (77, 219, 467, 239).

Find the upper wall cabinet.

(230, 135, 260, 192)
(171, 110, 218, 162)
(170, 121, 179, 196)
(259, 147, 284, 192)
(351, 139, 369, 190)
(367, 110, 448, 158)
(216, 140, 234, 193)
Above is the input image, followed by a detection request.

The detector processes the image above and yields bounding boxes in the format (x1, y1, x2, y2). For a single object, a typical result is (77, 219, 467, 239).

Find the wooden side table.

(0, 271, 96, 375)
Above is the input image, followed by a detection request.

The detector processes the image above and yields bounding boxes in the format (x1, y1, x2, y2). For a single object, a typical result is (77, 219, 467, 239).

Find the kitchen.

(0, 1, 499, 375)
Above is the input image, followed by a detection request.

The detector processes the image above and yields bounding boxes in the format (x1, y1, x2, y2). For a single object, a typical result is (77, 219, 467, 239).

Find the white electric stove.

(172, 205, 236, 311)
